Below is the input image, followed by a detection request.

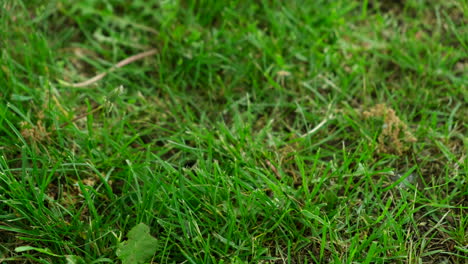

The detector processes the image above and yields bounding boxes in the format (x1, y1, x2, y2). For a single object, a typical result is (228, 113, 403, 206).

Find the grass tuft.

(1, 0, 466, 263)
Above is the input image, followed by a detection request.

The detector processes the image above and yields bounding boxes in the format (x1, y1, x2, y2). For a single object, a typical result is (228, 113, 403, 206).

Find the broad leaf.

(116, 223, 158, 264)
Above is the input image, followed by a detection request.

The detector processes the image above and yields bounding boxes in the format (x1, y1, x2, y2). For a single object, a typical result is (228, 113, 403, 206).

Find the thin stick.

(266, 160, 281, 179)
(60, 49, 157, 88)
(59, 105, 103, 129)
(43, 104, 103, 136)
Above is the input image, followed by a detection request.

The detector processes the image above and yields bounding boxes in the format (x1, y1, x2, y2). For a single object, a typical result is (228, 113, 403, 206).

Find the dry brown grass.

(363, 103, 417, 155)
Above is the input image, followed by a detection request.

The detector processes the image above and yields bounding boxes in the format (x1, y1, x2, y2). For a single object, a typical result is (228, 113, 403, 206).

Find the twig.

(266, 160, 281, 179)
(58, 105, 103, 129)
(59, 49, 157, 88)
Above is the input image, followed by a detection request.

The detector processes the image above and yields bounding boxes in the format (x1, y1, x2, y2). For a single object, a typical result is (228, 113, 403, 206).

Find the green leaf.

(116, 223, 158, 264)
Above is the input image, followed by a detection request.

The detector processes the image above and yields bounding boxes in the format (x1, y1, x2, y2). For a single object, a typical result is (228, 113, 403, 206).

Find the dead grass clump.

(19, 111, 50, 144)
(363, 104, 417, 154)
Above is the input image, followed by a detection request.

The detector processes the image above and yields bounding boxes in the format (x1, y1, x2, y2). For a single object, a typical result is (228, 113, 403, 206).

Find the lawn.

(0, 0, 467, 263)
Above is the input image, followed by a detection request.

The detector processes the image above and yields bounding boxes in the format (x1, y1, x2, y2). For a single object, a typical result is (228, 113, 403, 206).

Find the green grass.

(0, 0, 467, 263)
